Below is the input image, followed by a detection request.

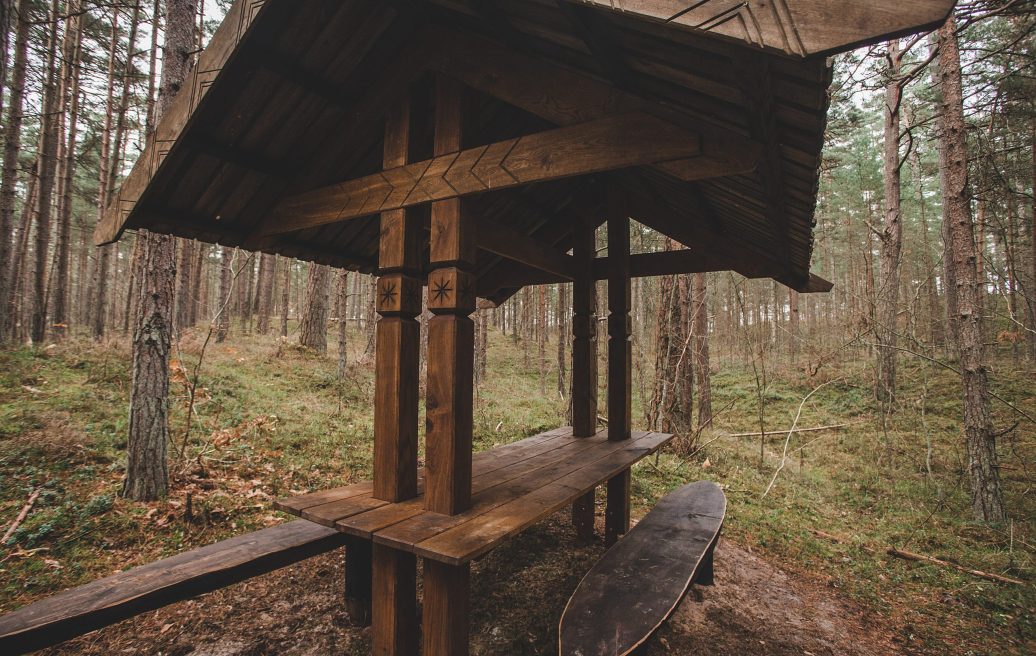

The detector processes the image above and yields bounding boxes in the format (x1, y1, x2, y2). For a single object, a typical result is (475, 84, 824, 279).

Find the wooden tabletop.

(275, 427, 674, 565)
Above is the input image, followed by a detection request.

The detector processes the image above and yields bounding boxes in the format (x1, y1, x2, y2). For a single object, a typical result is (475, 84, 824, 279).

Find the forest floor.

(0, 325, 1033, 654)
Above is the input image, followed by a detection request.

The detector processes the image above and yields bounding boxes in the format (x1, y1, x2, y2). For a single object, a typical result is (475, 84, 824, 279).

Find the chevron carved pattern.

(262, 111, 701, 237)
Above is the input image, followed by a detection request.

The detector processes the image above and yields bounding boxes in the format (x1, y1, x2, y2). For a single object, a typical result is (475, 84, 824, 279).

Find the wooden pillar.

(423, 75, 473, 656)
(605, 198, 631, 546)
(344, 537, 372, 626)
(425, 75, 474, 516)
(373, 545, 417, 656)
(571, 214, 597, 541)
(423, 560, 471, 656)
(372, 95, 420, 656)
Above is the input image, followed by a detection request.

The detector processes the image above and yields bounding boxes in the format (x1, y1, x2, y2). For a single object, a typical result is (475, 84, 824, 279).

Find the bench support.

(696, 538, 721, 584)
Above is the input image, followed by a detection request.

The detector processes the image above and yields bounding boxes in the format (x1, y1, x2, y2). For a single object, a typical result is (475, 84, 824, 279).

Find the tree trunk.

(280, 257, 290, 337)
(336, 268, 348, 378)
(175, 239, 194, 330)
(0, 0, 30, 343)
(692, 272, 712, 430)
(876, 39, 903, 404)
(256, 252, 275, 334)
(50, 1, 83, 340)
(557, 283, 567, 397)
(215, 247, 231, 343)
(935, 15, 1006, 524)
(300, 263, 331, 354)
(125, 0, 197, 501)
(29, 0, 61, 345)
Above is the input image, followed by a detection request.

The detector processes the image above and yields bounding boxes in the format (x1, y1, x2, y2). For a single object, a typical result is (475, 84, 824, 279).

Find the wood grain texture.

(93, 0, 271, 245)
(607, 208, 632, 442)
(0, 520, 345, 655)
(422, 560, 470, 656)
(259, 112, 700, 237)
(425, 76, 476, 516)
(373, 94, 421, 505)
(564, 0, 955, 57)
(274, 428, 675, 566)
(560, 481, 726, 656)
(372, 544, 417, 656)
(344, 536, 372, 627)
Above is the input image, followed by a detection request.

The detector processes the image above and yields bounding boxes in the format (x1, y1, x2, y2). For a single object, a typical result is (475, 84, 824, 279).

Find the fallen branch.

(2, 489, 40, 544)
(887, 548, 1025, 585)
(726, 421, 861, 438)
(762, 378, 844, 498)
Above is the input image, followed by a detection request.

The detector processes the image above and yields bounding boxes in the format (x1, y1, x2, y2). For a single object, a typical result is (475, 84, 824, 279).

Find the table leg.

(344, 537, 372, 626)
(372, 544, 417, 656)
(605, 469, 631, 546)
(423, 559, 470, 656)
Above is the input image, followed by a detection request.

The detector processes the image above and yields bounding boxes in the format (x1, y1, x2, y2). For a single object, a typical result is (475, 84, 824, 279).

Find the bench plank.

(0, 520, 346, 655)
(559, 481, 726, 656)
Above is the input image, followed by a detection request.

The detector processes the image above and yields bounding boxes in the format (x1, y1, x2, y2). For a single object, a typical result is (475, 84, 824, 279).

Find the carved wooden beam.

(259, 111, 701, 237)
(561, 1, 955, 58)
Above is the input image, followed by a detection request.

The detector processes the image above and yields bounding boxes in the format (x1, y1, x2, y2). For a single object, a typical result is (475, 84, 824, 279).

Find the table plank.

(338, 429, 602, 538)
(373, 432, 641, 551)
(275, 427, 573, 518)
(409, 432, 672, 564)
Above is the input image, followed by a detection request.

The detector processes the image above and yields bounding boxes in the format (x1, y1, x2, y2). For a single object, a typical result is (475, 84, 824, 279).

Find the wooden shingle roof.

(94, 0, 955, 302)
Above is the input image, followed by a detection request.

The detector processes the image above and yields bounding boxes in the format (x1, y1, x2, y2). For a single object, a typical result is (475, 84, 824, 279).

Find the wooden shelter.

(82, 1, 954, 654)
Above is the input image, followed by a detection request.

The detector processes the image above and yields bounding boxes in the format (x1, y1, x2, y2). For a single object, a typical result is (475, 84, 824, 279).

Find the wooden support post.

(571, 215, 598, 541)
(423, 75, 473, 656)
(423, 560, 470, 656)
(344, 537, 372, 626)
(425, 76, 475, 516)
(605, 198, 632, 546)
(372, 545, 417, 656)
(374, 97, 421, 503)
(372, 95, 420, 656)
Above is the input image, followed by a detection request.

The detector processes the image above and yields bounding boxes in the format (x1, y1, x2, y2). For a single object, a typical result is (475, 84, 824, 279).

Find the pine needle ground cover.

(0, 329, 1032, 654)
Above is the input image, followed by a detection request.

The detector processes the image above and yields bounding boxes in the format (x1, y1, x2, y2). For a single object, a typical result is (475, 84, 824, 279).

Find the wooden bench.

(560, 481, 726, 656)
(275, 427, 675, 564)
(0, 520, 347, 655)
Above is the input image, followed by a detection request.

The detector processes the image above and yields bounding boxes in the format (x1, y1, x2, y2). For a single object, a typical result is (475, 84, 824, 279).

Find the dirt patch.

(41, 513, 902, 655)
(651, 542, 901, 656)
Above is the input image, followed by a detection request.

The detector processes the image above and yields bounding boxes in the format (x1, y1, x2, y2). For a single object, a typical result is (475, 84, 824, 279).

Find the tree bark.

(876, 39, 903, 404)
(280, 257, 290, 337)
(29, 0, 61, 345)
(300, 263, 331, 354)
(0, 0, 30, 343)
(256, 252, 275, 334)
(215, 247, 231, 343)
(124, 0, 198, 501)
(692, 272, 712, 430)
(935, 15, 1006, 524)
(50, 0, 83, 340)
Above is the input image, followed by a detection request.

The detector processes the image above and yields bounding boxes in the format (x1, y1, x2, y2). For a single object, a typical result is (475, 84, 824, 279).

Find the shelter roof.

(94, 0, 954, 302)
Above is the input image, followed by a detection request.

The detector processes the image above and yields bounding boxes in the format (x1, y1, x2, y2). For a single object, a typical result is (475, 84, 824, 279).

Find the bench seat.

(275, 427, 674, 565)
(0, 520, 347, 654)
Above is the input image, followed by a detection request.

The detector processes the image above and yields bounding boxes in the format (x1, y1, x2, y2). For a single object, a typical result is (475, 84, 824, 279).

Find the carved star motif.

(432, 278, 453, 302)
(379, 281, 398, 305)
